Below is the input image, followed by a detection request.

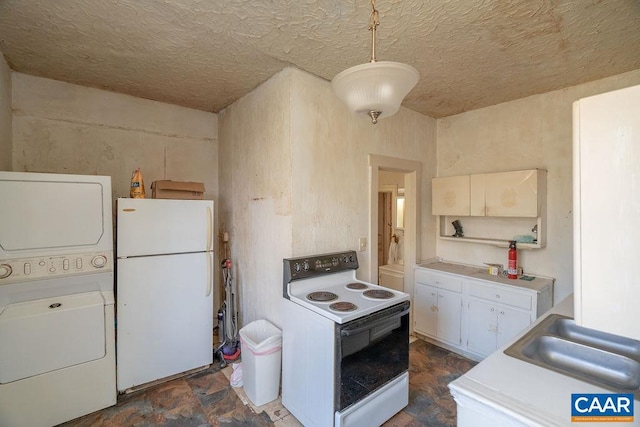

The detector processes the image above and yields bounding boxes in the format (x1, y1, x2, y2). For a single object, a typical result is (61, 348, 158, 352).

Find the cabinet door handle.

(500, 310, 505, 315)
(490, 307, 495, 312)
(431, 305, 438, 312)
(496, 294, 501, 298)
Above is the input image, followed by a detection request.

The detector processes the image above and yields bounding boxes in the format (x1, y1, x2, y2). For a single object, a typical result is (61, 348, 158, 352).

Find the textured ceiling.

(1, 0, 639, 118)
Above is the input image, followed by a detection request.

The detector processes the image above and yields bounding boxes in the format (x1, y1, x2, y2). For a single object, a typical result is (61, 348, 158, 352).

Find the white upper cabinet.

(432, 169, 547, 248)
(469, 174, 486, 216)
(432, 169, 546, 218)
(484, 170, 545, 218)
(432, 175, 470, 216)
(573, 84, 640, 341)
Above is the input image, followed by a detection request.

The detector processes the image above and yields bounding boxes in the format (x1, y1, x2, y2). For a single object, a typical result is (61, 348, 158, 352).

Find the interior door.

(116, 251, 213, 391)
(377, 192, 392, 268)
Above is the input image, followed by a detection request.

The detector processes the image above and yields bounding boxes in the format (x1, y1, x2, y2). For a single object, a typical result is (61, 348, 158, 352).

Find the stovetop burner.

(329, 301, 358, 312)
(284, 251, 409, 323)
(307, 291, 339, 302)
(363, 289, 395, 300)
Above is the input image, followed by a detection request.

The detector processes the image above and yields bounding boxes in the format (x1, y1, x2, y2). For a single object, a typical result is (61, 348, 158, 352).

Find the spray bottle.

(508, 240, 518, 279)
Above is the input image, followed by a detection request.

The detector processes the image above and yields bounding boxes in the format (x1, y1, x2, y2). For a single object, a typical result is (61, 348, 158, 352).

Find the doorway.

(378, 185, 396, 267)
(369, 155, 422, 297)
(378, 172, 405, 267)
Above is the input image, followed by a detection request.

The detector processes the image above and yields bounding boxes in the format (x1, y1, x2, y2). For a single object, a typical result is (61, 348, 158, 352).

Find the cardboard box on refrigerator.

(151, 180, 205, 200)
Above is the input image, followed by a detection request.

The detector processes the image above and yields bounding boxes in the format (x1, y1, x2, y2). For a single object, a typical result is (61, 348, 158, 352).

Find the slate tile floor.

(61, 339, 476, 427)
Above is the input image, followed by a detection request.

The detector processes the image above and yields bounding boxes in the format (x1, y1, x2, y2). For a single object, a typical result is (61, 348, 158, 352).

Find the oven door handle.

(339, 306, 409, 337)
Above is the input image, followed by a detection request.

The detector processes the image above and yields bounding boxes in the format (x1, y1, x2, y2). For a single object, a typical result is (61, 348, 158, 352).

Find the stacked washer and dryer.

(0, 171, 117, 426)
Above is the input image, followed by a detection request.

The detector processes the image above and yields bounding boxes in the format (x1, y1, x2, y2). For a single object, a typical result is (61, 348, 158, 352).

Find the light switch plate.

(358, 237, 367, 251)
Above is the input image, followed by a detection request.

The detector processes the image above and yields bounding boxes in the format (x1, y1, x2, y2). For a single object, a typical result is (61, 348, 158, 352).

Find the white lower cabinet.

(414, 283, 462, 346)
(414, 263, 553, 360)
(466, 298, 531, 358)
(414, 283, 437, 337)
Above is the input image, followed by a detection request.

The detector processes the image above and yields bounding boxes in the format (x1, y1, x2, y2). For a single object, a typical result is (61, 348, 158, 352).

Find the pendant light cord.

(369, 0, 379, 63)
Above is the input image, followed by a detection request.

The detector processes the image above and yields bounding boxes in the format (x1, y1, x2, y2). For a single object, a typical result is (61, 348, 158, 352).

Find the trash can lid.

(239, 319, 282, 350)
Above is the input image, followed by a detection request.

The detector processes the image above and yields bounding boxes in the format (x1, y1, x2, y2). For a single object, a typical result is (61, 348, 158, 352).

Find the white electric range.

(282, 250, 410, 427)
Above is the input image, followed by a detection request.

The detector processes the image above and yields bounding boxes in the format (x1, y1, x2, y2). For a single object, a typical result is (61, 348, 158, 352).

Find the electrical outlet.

(358, 237, 367, 252)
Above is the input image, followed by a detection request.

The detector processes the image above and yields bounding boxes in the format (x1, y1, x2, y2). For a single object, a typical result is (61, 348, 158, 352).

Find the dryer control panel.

(0, 251, 113, 285)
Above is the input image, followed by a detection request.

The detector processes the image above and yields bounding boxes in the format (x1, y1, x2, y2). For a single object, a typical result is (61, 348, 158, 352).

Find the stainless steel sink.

(504, 314, 640, 398)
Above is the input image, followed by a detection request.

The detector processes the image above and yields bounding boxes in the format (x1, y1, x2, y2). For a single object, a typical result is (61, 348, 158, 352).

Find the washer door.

(0, 292, 106, 383)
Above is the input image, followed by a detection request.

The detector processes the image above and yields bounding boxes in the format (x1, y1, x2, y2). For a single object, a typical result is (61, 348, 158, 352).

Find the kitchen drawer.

(468, 282, 532, 310)
(415, 268, 462, 293)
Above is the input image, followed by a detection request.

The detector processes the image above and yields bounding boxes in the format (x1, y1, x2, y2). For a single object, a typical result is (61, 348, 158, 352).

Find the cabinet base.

(412, 333, 484, 363)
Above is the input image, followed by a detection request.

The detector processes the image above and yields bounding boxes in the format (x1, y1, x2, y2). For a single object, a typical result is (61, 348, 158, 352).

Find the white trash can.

(239, 319, 282, 406)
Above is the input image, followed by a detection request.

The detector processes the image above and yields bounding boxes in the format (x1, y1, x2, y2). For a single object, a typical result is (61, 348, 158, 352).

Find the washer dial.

(91, 255, 107, 268)
(0, 264, 12, 279)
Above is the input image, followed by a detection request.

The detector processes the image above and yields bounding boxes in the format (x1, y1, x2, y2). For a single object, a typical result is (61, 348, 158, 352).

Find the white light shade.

(331, 61, 419, 122)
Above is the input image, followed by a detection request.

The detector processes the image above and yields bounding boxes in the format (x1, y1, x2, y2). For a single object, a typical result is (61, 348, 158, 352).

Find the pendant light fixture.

(331, 0, 419, 124)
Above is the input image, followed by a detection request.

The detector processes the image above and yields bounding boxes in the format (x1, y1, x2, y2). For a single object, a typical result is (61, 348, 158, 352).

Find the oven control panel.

(0, 251, 113, 285)
(284, 250, 359, 284)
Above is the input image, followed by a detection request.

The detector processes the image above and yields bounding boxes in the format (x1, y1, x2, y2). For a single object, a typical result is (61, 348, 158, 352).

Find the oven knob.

(91, 255, 107, 268)
(293, 262, 301, 272)
(303, 261, 310, 271)
(0, 264, 12, 279)
(349, 255, 355, 263)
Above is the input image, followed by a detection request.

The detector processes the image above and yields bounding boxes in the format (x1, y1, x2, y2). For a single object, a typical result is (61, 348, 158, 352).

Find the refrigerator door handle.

(206, 253, 212, 297)
(206, 206, 213, 251)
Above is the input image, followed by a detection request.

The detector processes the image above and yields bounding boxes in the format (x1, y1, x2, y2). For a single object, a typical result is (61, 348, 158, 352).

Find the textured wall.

(11, 73, 218, 199)
(217, 68, 293, 330)
(0, 54, 10, 170)
(219, 67, 436, 328)
(379, 171, 405, 188)
(436, 69, 640, 304)
(289, 69, 436, 280)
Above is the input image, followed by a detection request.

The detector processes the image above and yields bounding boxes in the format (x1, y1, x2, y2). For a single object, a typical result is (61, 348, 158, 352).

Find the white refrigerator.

(116, 198, 214, 392)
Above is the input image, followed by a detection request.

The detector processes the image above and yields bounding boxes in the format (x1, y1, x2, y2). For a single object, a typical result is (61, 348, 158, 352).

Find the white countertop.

(416, 259, 553, 293)
(448, 295, 639, 426)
